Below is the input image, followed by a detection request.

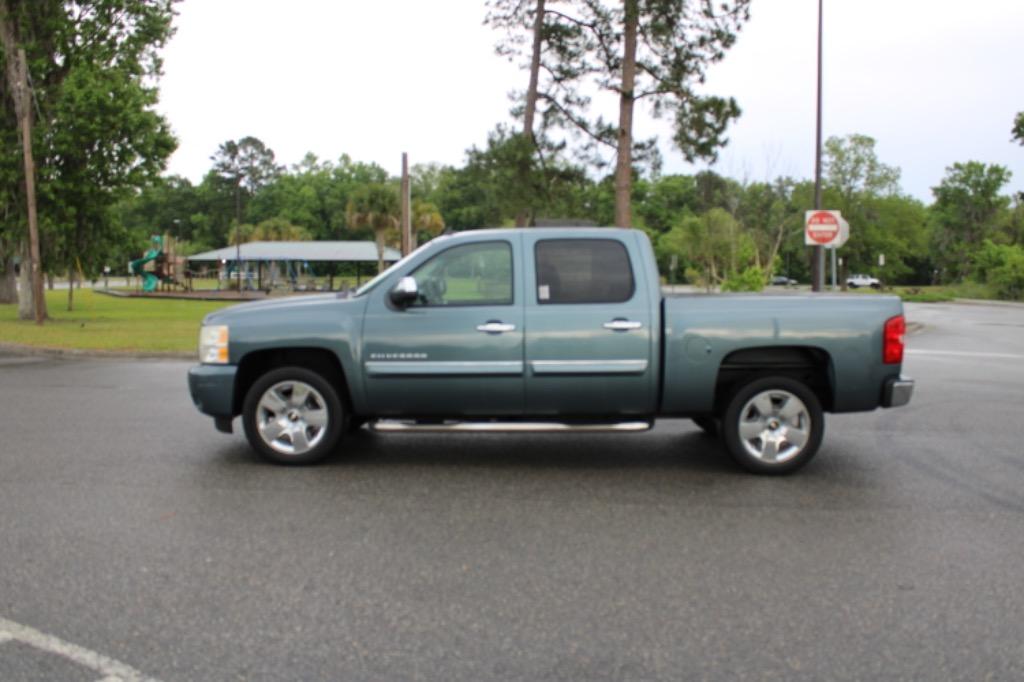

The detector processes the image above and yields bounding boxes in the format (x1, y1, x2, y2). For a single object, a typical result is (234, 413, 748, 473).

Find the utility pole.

(14, 47, 45, 323)
(400, 152, 411, 256)
(811, 0, 825, 292)
(234, 180, 242, 289)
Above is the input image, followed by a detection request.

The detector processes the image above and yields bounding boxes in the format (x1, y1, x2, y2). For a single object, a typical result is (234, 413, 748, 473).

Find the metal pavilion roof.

(186, 241, 402, 263)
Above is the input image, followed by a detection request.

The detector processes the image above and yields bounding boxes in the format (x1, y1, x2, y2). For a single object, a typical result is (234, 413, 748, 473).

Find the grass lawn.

(0, 289, 234, 354)
(846, 282, 1001, 303)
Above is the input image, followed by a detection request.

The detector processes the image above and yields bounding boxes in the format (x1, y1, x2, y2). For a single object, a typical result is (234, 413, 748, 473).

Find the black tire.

(691, 416, 719, 437)
(242, 366, 345, 465)
(721, 376, 824, 475)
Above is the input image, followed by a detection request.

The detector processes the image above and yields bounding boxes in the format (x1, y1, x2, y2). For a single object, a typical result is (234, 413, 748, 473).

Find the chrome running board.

(370, 420, 653, 433)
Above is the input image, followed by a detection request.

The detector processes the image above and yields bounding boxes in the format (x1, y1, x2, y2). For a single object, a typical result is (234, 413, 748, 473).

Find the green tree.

(1, 0, 177, 312)
(1004, 196, 1024, 246)
(635, 174, 697, 234)
(486, 0, 549, 226)
(1012, 112, 1024, 146)
(570, 1, 747, 226)
(441, 126, 591, 228)
(974, 240, 1024, 300)
(211, 136, 281, 235)
(735, 178, 802, 280)
(229, 217, 311, 244)
(488, 0, 748, 227)
(248, 154, 389, 241)
(820, 134, 927, 282)
(673, 207, 752, 289)
(930, 162, 1012, 281)
(410, 199, 445, 248)
(824, 134, 900, 200)
(52, 64, 175, 309)
(116, 175, 202, 242)
(346, 183, 400, 273)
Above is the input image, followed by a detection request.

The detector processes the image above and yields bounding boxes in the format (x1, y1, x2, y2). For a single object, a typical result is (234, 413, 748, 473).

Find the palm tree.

(411, 199, 445, 250)
(346, 184, 400, 273)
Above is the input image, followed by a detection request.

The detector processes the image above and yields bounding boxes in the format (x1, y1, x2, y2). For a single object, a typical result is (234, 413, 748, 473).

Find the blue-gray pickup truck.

(188, 228, 913, 474)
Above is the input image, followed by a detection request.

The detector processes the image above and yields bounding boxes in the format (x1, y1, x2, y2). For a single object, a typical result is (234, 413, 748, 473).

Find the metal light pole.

(400, 152, 411, 256)
(812, 0, 825, 292)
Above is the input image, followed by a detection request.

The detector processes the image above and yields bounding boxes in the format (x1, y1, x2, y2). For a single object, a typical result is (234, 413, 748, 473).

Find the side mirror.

(389, 276, 419, 307)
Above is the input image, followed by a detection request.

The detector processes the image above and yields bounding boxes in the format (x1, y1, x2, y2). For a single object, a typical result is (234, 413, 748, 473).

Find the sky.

(157, 1, 1024, 203)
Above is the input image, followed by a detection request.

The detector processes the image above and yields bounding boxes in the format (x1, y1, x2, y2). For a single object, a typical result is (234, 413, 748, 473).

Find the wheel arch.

(233, 347, 352, 416)
(713, 345, 834, 413)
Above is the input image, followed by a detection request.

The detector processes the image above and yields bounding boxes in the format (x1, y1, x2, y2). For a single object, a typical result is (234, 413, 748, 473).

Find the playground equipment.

(129, 234, 185, 292)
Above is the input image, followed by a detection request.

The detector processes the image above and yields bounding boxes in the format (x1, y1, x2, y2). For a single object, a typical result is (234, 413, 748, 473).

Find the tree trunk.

(515, 0, 546, 228)
(47, 272, 54, 289)
(2, 19, 47, 322)
(766, 223, 786, 280)
(522, 0, 544, 141)
(17, 242, 33, 320)
(67, 267, 74, 311)
(0, 252, 16, 303)
(375, 230, 385, 273)
(613, 0, 638, 228)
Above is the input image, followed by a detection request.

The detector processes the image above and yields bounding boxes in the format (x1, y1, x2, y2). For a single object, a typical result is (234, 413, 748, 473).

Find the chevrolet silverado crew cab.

(188, 228, 914, 474)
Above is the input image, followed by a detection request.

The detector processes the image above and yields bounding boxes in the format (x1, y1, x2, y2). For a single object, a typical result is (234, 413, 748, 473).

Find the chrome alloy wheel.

(256, 380, 329, 456)
(737, 389, 811, 464)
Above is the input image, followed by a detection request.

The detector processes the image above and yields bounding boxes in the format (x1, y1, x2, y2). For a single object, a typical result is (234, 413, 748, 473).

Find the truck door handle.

(476, 321, 517, 334)
(603, 319, 643, 331)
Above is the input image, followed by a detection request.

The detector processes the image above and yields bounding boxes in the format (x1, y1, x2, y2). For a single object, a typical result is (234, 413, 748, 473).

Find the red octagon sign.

(805, 210, 840, 245)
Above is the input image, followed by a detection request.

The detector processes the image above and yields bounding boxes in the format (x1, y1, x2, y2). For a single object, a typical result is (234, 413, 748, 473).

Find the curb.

(94, 288, 265, 302)
(951, 297, 1024, 308)
(0, 342, 192, 361)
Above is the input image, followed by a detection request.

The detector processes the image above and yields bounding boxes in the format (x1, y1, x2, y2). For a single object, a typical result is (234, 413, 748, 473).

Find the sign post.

(831, 248, 837, 290)
(805, 210, 843, 246)
(805, 210, 849, 290)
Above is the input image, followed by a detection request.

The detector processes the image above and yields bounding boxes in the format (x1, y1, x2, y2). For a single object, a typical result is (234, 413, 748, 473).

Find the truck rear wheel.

(242, 366, 345, 465)
(722, 376, 823, 474)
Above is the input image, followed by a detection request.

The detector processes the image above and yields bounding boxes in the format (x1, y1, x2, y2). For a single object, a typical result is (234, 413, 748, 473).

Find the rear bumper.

(882, 375, 914, 408)
(188, 364, 237, 418)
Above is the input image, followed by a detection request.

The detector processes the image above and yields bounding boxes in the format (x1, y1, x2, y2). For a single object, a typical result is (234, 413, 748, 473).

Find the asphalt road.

(1, 301, 1023, 680)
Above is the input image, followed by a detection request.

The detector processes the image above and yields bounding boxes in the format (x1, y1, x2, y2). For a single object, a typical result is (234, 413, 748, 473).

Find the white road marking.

(0, 616, 159, 682)
(906, 349, 1024, 360)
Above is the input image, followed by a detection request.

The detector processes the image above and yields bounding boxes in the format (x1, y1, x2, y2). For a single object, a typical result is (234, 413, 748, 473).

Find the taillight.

(883, 315, 905, 364)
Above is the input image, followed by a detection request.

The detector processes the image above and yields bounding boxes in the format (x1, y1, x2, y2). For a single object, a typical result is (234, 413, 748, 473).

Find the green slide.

(130, 235, 163, 292)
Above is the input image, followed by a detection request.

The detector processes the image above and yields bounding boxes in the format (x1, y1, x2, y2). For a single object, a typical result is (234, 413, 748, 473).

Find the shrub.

(721, 266, 765, 292)
(990, 248, 1024, 300)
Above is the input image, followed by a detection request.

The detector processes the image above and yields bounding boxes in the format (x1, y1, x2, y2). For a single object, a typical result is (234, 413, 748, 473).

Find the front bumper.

(188, 364, 238, 418)
(882, 375, 914, 408)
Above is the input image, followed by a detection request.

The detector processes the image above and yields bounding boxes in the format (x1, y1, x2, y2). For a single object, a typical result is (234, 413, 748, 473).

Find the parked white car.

(847, 273, 881, 289)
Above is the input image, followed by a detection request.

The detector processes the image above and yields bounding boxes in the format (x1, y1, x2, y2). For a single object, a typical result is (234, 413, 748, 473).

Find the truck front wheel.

(722, 377, 824, 474)
(242, 366, 345, 465)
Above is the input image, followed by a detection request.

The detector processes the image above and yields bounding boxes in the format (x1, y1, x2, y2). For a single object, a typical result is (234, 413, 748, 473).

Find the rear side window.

(535, 239, 635, 304)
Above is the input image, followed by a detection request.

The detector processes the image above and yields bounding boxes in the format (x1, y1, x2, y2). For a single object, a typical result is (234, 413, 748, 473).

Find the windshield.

(353, 239, 440, 297)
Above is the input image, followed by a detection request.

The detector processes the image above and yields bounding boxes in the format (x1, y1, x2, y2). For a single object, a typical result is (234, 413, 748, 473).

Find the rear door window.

(534, 239, 635, 304)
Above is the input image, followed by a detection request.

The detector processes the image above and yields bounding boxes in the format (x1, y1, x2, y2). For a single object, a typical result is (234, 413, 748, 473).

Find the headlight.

(199, 325, 229, 364)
